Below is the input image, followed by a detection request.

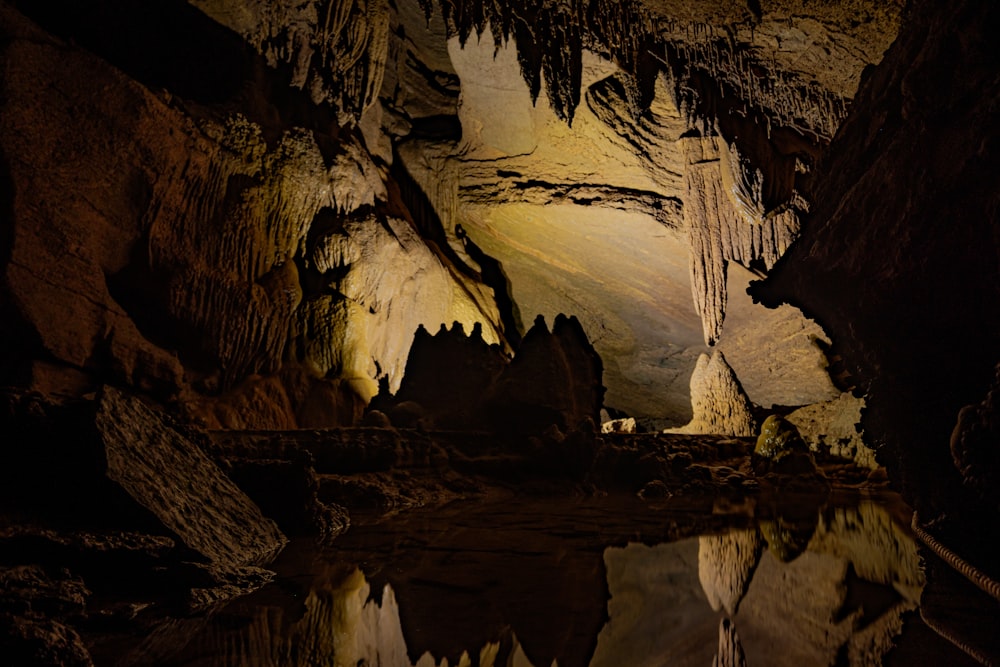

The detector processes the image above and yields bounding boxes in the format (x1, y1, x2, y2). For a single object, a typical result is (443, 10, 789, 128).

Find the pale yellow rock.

(666, 350, 756, 436)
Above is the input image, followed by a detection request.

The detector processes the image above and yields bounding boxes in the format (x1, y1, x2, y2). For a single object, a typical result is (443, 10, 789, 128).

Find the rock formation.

(380, 0, 896, 421)
(786, 392, 874, 469)
(750, 0, 1000, 531)
(682, 133, 802, 345)
(0, 1, 506, 429)
(666, 350, 756, 437)
(190, 0, 391, 123)
(374, 313, 605, 434)
(95, 386, 287, 569)
(371, 320, 508, 429)
(950, 364, 1000, 513)
(0, 386, 291, 662)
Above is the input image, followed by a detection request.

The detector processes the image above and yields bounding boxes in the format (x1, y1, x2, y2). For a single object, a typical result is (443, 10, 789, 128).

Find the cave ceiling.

(182, 0, 901, 421)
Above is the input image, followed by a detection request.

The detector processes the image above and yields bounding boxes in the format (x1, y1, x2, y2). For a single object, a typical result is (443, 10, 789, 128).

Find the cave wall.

(0, 0, 912, 437)
(753, 0, 1000, 517)
(0, 0, 508, 428)
(383, 0, 895, 422)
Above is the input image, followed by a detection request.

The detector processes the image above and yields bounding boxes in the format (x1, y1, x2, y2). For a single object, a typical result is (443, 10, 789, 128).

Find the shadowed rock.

(96, 386, 287, 569)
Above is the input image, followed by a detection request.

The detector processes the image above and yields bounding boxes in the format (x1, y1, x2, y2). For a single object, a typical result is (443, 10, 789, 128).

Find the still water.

(120, 491, 988, 666)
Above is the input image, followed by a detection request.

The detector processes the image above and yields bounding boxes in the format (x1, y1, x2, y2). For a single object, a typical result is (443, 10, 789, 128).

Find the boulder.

(95, 386, 286, 569)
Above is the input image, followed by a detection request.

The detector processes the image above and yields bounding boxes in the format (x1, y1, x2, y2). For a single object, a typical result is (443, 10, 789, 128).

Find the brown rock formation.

(751, 0, 1000, 525)
(0, 1, 505, 428)
(95, 386, 287, 569)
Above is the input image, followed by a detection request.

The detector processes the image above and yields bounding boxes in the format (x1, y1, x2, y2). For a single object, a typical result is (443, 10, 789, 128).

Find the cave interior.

(1, 0, 999, 663)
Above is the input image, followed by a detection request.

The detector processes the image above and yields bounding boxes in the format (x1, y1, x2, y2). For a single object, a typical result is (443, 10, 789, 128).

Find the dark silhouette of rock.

(371, 314, 604, 435)
(484, 314, 605, 435)
(372, 321, 508, 430)
(951, 364, 1000, 513)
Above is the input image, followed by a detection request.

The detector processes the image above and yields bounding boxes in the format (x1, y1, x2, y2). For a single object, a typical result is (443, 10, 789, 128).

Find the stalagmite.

(713, 618, 748, 667)
(666, 350, 756, 436)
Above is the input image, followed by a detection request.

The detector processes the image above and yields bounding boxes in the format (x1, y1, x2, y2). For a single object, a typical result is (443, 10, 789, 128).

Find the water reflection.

(156, 494, 922, 667)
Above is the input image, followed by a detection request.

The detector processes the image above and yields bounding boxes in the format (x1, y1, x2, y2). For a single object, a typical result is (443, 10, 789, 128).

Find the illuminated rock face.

(0, 2, 504, 428)
(666, 350, 756, 437)
(391, 4, 875, 421)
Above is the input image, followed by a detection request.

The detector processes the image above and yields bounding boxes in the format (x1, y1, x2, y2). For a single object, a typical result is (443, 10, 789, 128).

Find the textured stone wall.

(0, 1, 505, 428)
(753, 0, 1000, 518)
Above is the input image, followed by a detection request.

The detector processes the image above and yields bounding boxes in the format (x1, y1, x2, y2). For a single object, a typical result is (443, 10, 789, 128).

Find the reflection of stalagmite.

(698, 528, 765, 616)
(187, 567, 516, 667)
(682, 134, 801, 345)
(713, 618, 748, 667)
(667, 350, 756, 436)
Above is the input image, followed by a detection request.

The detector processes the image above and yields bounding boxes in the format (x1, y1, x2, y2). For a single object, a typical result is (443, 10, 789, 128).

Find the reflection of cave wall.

(595, 501, 922, 667)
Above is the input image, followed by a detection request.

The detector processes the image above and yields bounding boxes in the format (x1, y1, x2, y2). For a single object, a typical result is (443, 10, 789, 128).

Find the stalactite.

(682, 133, 803, 344)
(196, 0, 391, 123)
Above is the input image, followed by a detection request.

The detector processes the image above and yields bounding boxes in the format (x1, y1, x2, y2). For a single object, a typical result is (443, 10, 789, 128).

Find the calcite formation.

(378, 0, 897, 423)
(682, 134, 801, 345)
(190, 0, 391, 123)
(667, 350, 756, 437)
(0, 1, 506, 429)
